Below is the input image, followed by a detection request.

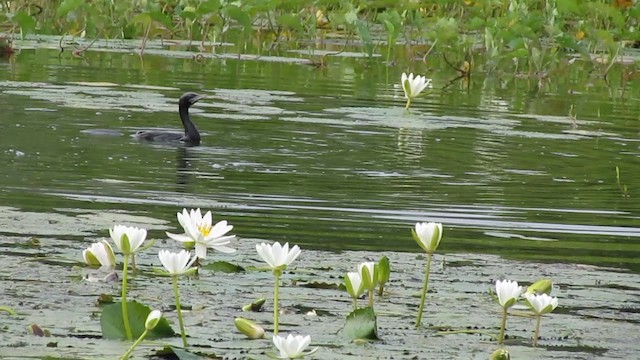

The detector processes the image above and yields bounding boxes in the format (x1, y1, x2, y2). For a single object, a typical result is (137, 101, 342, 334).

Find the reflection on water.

(0, 49, 639, 271)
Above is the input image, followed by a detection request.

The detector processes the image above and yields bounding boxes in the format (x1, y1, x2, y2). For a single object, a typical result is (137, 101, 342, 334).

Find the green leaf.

(200, 260, 245, 273)
(377, 256, 390, 287)
(341, 307, 378, 341)
(56, 0, 84, 18)
(155, 345, 205, 359)
(13, 11, 36, 34)
(225, 5, 252, 34)
(100, 301, 174, 340)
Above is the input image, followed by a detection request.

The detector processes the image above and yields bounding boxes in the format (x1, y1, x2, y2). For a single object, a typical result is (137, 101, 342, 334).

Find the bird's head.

(179, 92, 206, 107)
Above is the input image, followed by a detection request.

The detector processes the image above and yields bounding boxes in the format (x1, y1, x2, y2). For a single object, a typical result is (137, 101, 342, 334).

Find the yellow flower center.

(197, 223, 211, 237)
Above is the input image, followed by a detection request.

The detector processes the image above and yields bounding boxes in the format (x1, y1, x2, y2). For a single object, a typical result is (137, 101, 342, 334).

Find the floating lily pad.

(201, 261, 245, 273)
(100, 301, 174, 340)
(341, 307, 379, 341)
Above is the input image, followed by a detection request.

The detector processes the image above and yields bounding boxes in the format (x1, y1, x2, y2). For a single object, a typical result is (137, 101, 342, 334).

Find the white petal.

(195, 242, 208, 259)
(166, 232, 194, 243)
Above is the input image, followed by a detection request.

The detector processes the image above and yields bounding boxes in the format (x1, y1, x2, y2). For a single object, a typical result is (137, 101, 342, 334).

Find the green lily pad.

(341, 307, 379, 341)
(100, 301, 174, 340)
(155, 345, 211, 359)
(201, 261, 245, 273)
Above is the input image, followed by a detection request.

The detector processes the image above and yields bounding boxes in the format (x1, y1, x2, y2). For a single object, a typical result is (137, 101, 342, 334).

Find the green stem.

(0, 306, 17, 315)
(352, 297, 358, 312)
(378, 284, 384, 297)
(121, 254, 133, 341)
(120, 329, 149, 360)
(131, 254, 137, 274)
(273, 270, 281, 335)
(368, 289, 374, 308)
(415, 253, 432, 328)
(498, 307, 508, 344)
(405, 97, 411, 110)
(533, 315, 541, 347)
(172, 275, 188, 347)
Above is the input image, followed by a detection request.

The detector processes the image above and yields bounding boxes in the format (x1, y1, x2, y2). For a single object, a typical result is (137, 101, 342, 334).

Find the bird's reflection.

(175, 145, 194, 192)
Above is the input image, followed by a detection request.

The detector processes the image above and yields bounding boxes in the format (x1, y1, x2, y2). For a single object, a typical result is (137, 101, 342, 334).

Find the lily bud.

(82, 240, 116, 269)
(145, 310, 162, 331)
(490, 348, 510, 360)
(526, 278, 553, 295)
(242, 298, 266, 312)
(234, 318, 265, 339)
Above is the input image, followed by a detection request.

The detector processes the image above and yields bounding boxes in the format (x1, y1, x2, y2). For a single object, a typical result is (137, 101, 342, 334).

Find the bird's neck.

(179, 105, 201, 143)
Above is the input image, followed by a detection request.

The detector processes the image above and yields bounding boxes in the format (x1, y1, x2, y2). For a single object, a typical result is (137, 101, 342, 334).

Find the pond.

(1, 38, 640, 359)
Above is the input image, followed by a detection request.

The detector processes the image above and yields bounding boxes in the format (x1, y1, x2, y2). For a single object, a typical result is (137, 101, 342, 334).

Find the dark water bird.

(134, 92, 205, 145)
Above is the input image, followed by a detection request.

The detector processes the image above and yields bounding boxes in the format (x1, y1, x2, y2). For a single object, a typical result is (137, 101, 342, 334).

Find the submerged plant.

(272, 334, 319, 359)
(412, 222, 443, 327)
(344, 271, 365, 311)
(158, 249, 197, 347)
(358, 262, 378, 308)
(495, 279, 523, 344)
(110, 225, 148, 341)
(256, 242, 301, 335)
(120, 309, 162, 360)
(401, 72, 432, 110)
(82, 240, 116, 269)
(166, 208, 236, 259)
(525, 293, 558, 346)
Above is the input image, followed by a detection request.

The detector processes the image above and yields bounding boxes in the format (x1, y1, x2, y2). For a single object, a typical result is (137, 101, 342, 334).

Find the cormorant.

(134, 92, 205, 145)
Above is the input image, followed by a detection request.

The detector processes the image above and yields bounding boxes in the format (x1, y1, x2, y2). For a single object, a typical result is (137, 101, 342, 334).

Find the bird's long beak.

(192, 94, 206, 104)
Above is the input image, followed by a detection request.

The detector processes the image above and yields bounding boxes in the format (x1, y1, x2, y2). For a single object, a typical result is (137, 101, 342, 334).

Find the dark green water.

(1, 46, 640, 270)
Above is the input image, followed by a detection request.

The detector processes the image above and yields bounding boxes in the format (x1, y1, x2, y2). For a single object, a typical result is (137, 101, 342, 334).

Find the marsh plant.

(255, 241, 301, 335)
(157, 249, 198, 347)
(412, 222, 443, 327)
(234, 317, 266, 340)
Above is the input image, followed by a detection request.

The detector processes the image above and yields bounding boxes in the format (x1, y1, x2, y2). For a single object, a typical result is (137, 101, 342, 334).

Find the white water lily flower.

(358, 261, 378, 291)
(145, 310, 162, 331)
(166, 208, 236, 259)
(525, 293, 558, 315)
(345, 271, 365, 298)
(256, 242, 301, 270)
(401, 72, 432, 100)
(82, 240, 116, 268)
(272, 334, 319, 359)
(496, 279, 524, 309)
(158, 250, 198, 276)
(412, 222, 443, 254)
(109, 225, 147, 255)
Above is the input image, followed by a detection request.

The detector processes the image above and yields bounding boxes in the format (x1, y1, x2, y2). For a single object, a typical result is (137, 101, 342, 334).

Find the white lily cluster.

(495, 279, 559, 345)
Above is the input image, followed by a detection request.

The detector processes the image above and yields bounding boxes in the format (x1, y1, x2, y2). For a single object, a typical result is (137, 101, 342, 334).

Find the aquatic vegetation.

(495, 279, 524, 344)
(166, 208, 236, 259)
(525, 293, 559, 346)
(272, 334, 318, 359)
(256, 241, 302, 335)
(412, 221, 443, 327)
(158, 249, 198, 347)
(377, 256, 390, 297)
(2, 0, 637, 78)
